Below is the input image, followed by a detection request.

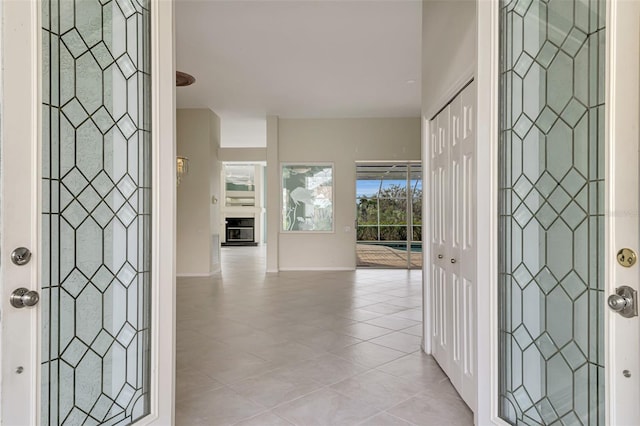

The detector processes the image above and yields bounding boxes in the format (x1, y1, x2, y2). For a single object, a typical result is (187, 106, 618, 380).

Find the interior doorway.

(355, 162, 422, 269)
(221, 162, 267, 248)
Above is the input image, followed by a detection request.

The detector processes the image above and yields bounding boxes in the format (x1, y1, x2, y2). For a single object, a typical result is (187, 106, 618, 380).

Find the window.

(282, 164, 333, 232)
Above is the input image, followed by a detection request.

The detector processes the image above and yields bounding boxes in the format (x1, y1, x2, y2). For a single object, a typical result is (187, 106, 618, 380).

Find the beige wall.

(177, 108, 222, 276)
(217, 147, 267, 162)
(271, 117, 421, 270)
(266, 116, 280, 272)
(422, 0, 476, 118)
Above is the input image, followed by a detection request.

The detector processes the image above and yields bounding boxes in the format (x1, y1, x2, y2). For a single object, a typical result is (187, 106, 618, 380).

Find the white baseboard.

(278, 266, 355, 271)
(176, 271, 217, 278)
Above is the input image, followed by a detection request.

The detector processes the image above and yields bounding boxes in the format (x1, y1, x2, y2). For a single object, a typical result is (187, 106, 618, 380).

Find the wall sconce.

(177, 156, 189, 185)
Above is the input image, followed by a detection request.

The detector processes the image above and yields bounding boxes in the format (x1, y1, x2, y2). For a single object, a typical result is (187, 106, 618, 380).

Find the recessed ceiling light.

(176, 71, 196, 87)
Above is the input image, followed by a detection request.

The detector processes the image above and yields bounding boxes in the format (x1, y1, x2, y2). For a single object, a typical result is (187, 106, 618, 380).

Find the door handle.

(10, 288, 40, 308)
(608, 285, 638, 318)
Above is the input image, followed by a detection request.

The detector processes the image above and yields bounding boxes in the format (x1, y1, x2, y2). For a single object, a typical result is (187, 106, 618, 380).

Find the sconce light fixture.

(177, 156, 189, 185)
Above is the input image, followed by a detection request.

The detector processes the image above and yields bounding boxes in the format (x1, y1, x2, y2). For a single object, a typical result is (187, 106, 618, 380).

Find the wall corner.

(266, 115, 279, 272)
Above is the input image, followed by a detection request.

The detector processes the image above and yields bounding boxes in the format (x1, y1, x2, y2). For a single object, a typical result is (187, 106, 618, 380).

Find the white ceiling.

(175, 0, 422, 147)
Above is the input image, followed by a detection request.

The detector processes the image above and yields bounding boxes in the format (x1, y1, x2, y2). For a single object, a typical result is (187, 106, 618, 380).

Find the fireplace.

(223, 217, 257, 246)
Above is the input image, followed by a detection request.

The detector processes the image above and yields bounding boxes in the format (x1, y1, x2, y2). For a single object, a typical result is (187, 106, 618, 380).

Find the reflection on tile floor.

(176, 247, 473, 425)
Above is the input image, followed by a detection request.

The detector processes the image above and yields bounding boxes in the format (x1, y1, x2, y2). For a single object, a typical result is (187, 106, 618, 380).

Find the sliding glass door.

(356, 163, 422, 269)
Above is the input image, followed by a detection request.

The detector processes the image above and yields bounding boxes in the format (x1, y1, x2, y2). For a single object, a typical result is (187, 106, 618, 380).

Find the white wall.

(270, 118, 421, 270)
(176, 108, 222, 276)
(422, 0, 476, 118)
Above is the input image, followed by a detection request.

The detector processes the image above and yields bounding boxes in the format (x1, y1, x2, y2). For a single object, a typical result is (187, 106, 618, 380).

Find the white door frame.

(147, 0, 177, 424)
(476, 0, 640, 424)
(475, 0, 501, 423)
(422, 115, 432, 355)
(0, 0, 176, 424)
(604, 0, 640, 423)
(0, 1, 40, 424)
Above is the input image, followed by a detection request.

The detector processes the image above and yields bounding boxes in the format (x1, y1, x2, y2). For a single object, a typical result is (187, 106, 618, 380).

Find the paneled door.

(429, 81, 477, 410)
(430, 106, 452, 377)
(0, 0, 175, 424)
(449, 82, 476, 408)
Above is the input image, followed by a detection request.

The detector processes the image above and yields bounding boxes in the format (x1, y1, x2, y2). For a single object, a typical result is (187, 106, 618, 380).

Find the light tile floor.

(176, 247, 473, 425)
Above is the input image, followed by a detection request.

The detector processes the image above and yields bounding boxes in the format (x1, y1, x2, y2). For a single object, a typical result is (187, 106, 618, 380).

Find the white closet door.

(429, 82, 477, 411)
(456, 82, 477, 408)
(431, 106, 452, 377)
(449, 92, 464, 393)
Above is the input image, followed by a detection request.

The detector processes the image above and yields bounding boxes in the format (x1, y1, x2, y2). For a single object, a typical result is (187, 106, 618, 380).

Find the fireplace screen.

(226, 218, 255, 243)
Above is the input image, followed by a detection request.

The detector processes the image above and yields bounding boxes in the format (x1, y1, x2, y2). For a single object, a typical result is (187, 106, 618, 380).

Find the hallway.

(176, 247, 472, 425)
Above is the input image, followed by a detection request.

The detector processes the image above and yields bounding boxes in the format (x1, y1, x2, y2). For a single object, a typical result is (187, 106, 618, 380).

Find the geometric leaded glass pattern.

(498, 0, 605, 424)
(41, 0, 151, 424)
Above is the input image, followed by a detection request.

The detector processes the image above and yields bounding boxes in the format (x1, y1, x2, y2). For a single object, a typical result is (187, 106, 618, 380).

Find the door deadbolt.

(11, 247, 32, 266)
(10, 288, 40, 309)
(608, 285, 638, 318)
(617, 248, 637, 268)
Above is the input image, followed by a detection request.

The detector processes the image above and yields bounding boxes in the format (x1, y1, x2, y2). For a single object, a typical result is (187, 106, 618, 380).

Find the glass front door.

(498, 0, 605, 423)
(41, 0, 152, 423)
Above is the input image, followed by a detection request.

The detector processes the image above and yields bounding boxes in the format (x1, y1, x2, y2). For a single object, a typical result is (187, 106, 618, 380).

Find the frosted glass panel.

(499, 0, 605, 424)
(41, 0, 152, 424)
(282, 164, 333, 231)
